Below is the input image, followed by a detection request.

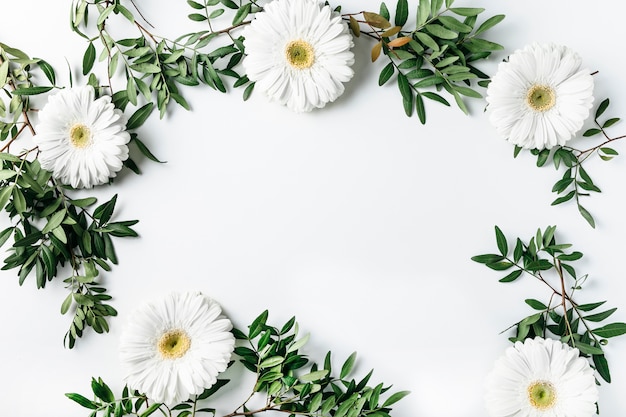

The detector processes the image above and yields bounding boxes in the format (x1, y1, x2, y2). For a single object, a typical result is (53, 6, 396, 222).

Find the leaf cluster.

(232, 310, 409, 417)
(472, 225, 626, 384)
(0, 43, 56, 141)
(351, 0, 504, 123)
(515, 98, 624, 228)
(71, 0, 256, 120)
(0, 156, 138, 347)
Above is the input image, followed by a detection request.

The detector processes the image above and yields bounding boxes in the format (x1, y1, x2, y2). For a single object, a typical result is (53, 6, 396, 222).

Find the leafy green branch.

(515, 98, 625, 228)
(0, 43, 144, 348)
(70, 0, 259, 119)
(472, 225, 626, 384)
(67, 312, 409, 417)
(345, 0, 504, 124)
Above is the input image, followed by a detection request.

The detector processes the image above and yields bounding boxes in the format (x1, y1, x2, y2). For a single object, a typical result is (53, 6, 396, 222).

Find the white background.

(1, 0, 626, 416)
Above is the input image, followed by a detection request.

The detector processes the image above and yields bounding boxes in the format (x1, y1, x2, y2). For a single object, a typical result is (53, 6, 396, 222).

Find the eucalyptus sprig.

(0, 42, 145, 348)
(472, 225, 626, 384)
(346, 0, 504, 124)
(515, 98, 625, 228)
(67, 311, 409, 417)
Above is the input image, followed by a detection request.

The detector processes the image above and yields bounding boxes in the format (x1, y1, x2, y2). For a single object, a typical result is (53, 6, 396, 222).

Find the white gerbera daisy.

(119, 292, 235, 405)
(242, 0, 355, 112)
(486, 43, 594, 150)
(485, 338, 598, 417)
(33, 85, 130, 188)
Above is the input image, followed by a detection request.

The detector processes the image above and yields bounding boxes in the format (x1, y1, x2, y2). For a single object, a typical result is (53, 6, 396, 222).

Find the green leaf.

(0, 226, 13, 247)
(73, 293, 95, 307)
(397, 74, 413, 117)
(71, 197, 98, 208)
(417, 0, 430, 26)
(60, 292, 73, 315)
(379, 62, 395, 86)
(593, 354, 611, 383)
(287, 333, 310, 353)
(494, 226, 507, 256)
(577, 301, 606, 312)
(578, 205, 595, 228)
(486, 261, 513, 271)
(552, 177, 574, 193)
(0, 169, 17, 181)
(582, 128, 601, 137)
(592, 323, 626, 338)
(300, 370, 329, 383)
(382, 390, 411, 407)
(421, 92, 450, 106)
(126, 103, 154, 130)
(42, 209, 67, 234)
(83, 42, 96, 75)
(259, 356, 284, 368)
(474, 14, 505, 35)
(38, 59, 56, 85)
(525, 299, 547, 310)
(575, 341, 604, 355)
(12, 86, 53, 96)
(584, 308, 617, 323)
(340, 352, 357, 379)
(600, 147, 618, 156)
(414, 32, 439, 51)
(65, 393, 98, 410)
(91, 378, 115, 403)
(126, 76, 137, 106)
(551, 190, 575, 206)
(97, 4, 115, 25)
(595, 98, 609, 119)
(425, 24, 457, 39)
(557, 251, 583, 261)
(133, 137, 164, 163)
(449, 7, 484, 16)
(0, 60, 9, 87)
(129, 63, 161, 73)
(187, 0, 205, 9)
(499, 269, 522, 283)
(471, 254, 504, 264)
(395, 0, 409, 26)
(139, 403, 162, 417)
(188, 13, 207, 21)
(249, 310, 269, 338)
(415, 93, 425, 124)
(232, 3, 251, 25)
(12, 187, 26, 213)
(438, 16, 472, 33)
(602, 117, 620, 129)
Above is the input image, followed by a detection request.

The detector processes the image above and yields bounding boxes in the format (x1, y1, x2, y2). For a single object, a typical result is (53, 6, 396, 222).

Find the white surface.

(1, 0, 626, 415)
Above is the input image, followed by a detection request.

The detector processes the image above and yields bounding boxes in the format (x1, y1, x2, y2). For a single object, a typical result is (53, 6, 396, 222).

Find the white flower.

(119, 292, 235, 405)
(485, 337, 598, 417)
(242, 0, 354, 112)
(33, 86, 130, 188)
(486, 43, 594, 150)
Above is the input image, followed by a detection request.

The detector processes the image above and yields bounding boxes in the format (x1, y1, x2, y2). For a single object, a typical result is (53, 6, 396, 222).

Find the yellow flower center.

(157, 329, 191, 359)
(526, 84, 556, 112)
(69, 124, 92, 148)
(285, 40, 315, 69)
(528, 380, 557, 410)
